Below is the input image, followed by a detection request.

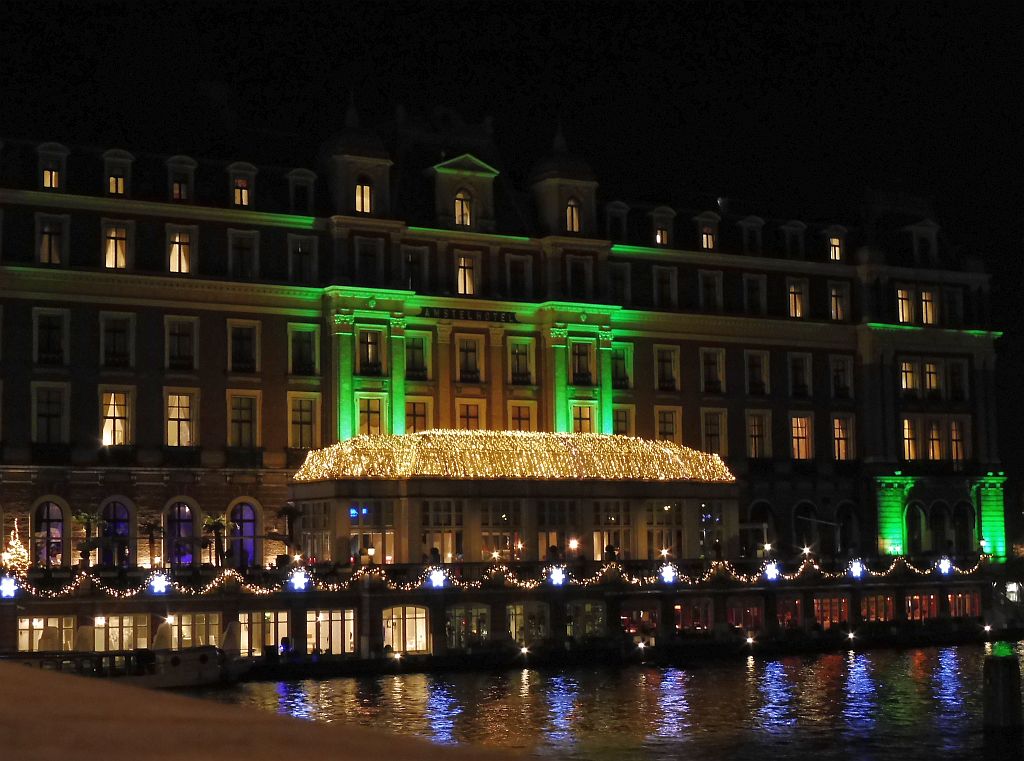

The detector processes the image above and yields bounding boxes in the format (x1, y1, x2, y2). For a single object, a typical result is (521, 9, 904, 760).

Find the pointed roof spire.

(345, 92, 359, 130)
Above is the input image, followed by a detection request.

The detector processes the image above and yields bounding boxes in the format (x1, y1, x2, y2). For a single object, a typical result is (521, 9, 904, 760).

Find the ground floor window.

(446, 604, 490, 650)
(813, 596, 849, 630)
(777, 596, 803, 629)
(905, 592, 939, 621)
(675, 598, 713, 631)
(861, 594, 895, 622)
(566, 600, 605, 639)
(507, 602, 549, 645)
(240, 611, 289, 657)
(948, 590, 981, 618)
(383, 605, 430, 654)
(422, 531, 462, 563)
(306, 609, 355, 655)
(168, 612, 221, 649)
(94, 614, 149, 651)
(350, 530, 396, 565)
(621, 603, 659, 644)
(18, 616, 75, 652)
(726, 597, 764, 631)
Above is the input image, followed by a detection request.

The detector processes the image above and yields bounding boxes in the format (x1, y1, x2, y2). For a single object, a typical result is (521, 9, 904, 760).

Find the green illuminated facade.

(0, 110, 1007, 573)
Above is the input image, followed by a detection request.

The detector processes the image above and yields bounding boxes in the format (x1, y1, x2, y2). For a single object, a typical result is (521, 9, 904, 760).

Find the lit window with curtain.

(104, 224, 128, 269)
(902, 418, 918, 460)
(457, 255, 475, 295)
(787, 280, 806, 318)
(565, 198, 581, 232)
(701, 225, 715, 250)
(950, 420, 965, 463)
(832, 416, 852, 460)
(896, 288, 914, 323)
(39, 219, 62, 264)
(359, 397, 383, 436)
(900, 361, 918, 394)
(790, 415, 812, 459)
(454, 190, 472, 226)
(166, 393, 194, 447)
(920, 289, 937, 325)
(355, 179, 372, 213)
(108, 174, 125, 195)
(101, 391, 130, 446)
(458, 402, 481, 430)
(169, 231, 191, 273)
(233, 178, 250, 206)
(927, 421, 943, 460)
(829, 236, 843, 261)
(43, 164, 60, 189)
(571, 405, 593, 433)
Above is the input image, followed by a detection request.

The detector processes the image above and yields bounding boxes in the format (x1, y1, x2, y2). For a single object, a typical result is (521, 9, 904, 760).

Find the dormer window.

(701, 225, 715, 251)
(233, 178, 250, 207)
(605, 202, 629, 241)
(655, 228, 668, 246)
(37, 143, 69, 192)
(166, 156, 196, 202)
(906, 221, 940, 264)
(103, 149, 133, 197)
(781, 221, 807, 258)
(650, 207, 675, 247)
(565, 198, 581, 233)
(455, 190, 472, 227)
(355, 178, 372, 214)
(738, 216, 764, 254)
(829, 236, 843, 261)
(286, 168, 316, 214)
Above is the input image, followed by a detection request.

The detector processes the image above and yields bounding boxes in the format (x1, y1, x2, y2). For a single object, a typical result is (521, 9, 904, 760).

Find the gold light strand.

(294, 430, 736, 483)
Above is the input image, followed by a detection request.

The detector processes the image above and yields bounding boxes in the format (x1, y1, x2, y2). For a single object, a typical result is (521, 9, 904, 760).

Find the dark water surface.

(189, 644, 1024, 760)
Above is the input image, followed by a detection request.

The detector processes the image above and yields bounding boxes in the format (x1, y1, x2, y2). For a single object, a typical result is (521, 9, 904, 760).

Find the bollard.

(983, 652, 1022, 731)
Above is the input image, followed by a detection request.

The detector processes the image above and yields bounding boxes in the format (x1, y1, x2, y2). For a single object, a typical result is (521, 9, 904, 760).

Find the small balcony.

(103, 352, 131, 369)
(703, 379, 722, 394)
(37, 351, 64, 366)
(168, 356, 195, 372)
(572, 371, 593, 387)
(657, 378, 677, 392)
(291, 361, 317, 377)
(612, 375, 631, 390)
(748, 380, 766, 396)
(510, 371, 533, 386)
(406, 366, 428, 381)
(231, 357, 256, 374)
(31, 443, 71, 465)
(458, 368, 481, 384)
(98, 445, 136, 466)
(163, 446, 201, 468)
(357, 361, 382, 377)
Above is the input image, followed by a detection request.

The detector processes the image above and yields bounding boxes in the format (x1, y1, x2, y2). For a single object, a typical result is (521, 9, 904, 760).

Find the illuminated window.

(382, 606, 429, 654)
(239, 611, 289, 657)
(900, 361, 918, 394)
(32, 501, 65, 568)
(307, 609, 356, 655)
(655, 227, 669, 246)
(288, 394, 318, 449)
(701, 225, 715, 250)
(94, 614, 149, 652)
(565, 198, 581, 233)
(100, 390, 130, 446)
(108, 175, 125, 195)
(454, 190, 472, 226)
(924, 362, 940, 395)
(509, 403, 534, 431)
(233, 178, 250, 207)
(829, 236, 843, 261)
(359, 397, 383, 436)
(38, 217, 65, 265)
(920, 289, 937, 325)
(950, 420, 965, 463)
(897, 288, 914, 323)
(171, 175, 189, 200)
(18, 616, 75, 652)
(927, 421, 942, 460)
(457, 401, 482, 430)
(457, 255, 476, 295)
(166, 392, 195, 447)
(571, 404, 594, 434)
(355, 179, 372, 214)
(902, 418, 918, 460)
(790, 415, 812, 459)
(167, 612, 221, 649)
(787, 279, 807, 318)
(829, 283, 848, 321)
(43, 166, 60, 189)
(746, 411, 770, 458)
(104, 223, 128, 269)
(832, 416, 853, 460)
(168, 230, 191, 274)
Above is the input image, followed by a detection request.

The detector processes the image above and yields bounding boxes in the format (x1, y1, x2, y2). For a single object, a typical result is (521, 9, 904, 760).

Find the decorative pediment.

(431, 153, 500, 178)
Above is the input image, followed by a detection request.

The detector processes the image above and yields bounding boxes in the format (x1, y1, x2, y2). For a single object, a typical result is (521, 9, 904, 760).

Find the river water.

(189, 644, 1024, 760)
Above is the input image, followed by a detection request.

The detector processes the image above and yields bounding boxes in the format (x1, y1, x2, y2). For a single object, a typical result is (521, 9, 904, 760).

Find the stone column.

(358, 581, 384, 658)
(389, 315, 406, 435)
(332, 311, 356, 440)
(429, 596, 449, 656)
(436, 322, 453, 428)
(488, 326, 505, 430)
(598, 325, 614, 434)
(545, 324, 569, 432)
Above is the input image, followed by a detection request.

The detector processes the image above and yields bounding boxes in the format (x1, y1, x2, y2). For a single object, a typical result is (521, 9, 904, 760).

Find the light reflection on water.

(189, 644, 1024, 760)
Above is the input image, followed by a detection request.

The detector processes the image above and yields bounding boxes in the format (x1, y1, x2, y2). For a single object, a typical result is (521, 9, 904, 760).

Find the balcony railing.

(703, 379, 722, 394)
(658, 378, 677, 392)
(406, 366, 428, 381)
(231, 357, 256, 374)
(572, 371, 593, 386)
(612, 375, 631, 390)
(459, 368, 481, 383)
(168, 356, 195, 372)
(357, 361, 382, 377)
(103, 352, 131, 369)
(511, 371, 533, 385)
(748, 380, 766, 396)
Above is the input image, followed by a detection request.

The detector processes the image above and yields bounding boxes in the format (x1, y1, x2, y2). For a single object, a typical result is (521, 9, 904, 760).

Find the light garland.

(294, 430, 736, 483)
(1, 555, 990, 601)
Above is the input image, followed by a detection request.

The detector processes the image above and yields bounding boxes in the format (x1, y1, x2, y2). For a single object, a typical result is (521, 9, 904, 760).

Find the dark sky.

(1, 2, 1021, 304)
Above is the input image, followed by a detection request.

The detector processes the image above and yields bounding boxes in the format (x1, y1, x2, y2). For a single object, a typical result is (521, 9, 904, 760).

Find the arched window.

(355, 177, 372, 214)
(835, 503, 860, 557)
(454, 190, 472, 227)
(165, 502, 196, 567)
(100, 501, 131, 568)
(383, 605, 430, 654)
(930, 502, 951, 555)
(953, 502, 975, 556)
(33, 501, 64, 568)
(792, 502, 818, 553)
(741, 501, 775, 557)
(229, 502, 258, 569)
(565, 198, 581, 233)
(905, 503, 927, 556)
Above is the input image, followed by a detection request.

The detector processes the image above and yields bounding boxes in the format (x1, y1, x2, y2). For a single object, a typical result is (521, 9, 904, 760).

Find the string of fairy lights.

(293, 430, 736, 483)
(0, 554, 987, 601)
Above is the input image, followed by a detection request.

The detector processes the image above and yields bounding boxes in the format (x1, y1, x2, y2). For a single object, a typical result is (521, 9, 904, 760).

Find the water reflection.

(187, 645, 1012, 760)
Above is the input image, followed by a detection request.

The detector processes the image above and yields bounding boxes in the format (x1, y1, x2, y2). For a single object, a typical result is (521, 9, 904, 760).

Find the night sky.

(2, 2, 1023, 503)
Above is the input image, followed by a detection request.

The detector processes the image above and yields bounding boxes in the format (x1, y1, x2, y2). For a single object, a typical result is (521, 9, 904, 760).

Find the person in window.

(430, 546, 441, 565)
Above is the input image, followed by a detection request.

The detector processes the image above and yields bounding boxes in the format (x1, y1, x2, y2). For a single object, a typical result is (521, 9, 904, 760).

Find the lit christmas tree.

(1, 519, 30, 576)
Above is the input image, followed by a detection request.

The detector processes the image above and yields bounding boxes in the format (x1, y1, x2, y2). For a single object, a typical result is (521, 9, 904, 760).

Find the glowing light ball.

(429, 569, 446, 589)
(849, 560, 865, 580)
(659, 564, 677, 584)
(549, 567, 566, 586)
(764, 562, 780, 581)
(0, 576, 17, 599)
(149, 573, 170, 594)
(937, 557, 953, 575)
(288, 568, 310, 591)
